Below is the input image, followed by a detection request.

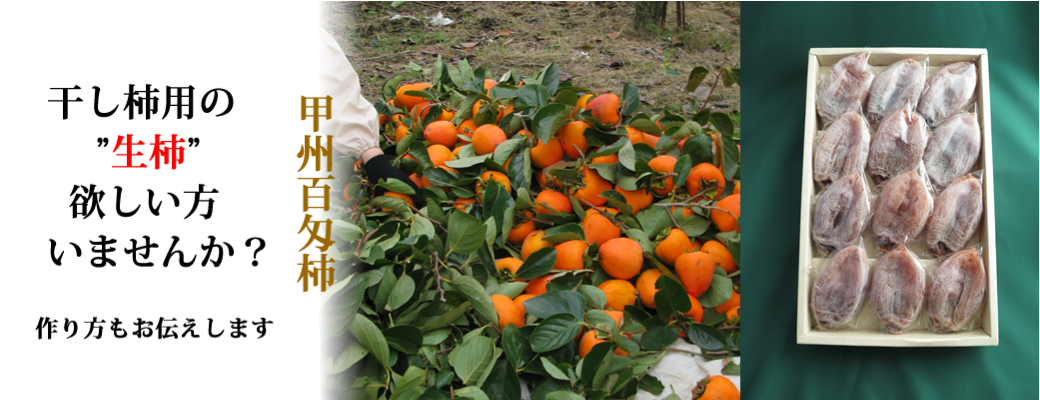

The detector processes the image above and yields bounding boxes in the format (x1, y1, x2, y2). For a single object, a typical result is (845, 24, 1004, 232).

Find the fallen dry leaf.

(460, 42, 478, 48)
(496, 29, 511, 37)
(607, 32, 620, 40)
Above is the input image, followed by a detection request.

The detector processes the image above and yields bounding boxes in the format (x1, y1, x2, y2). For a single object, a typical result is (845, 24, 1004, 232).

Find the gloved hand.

(365, 154, 427, 209)
(318, 27, 380, 160)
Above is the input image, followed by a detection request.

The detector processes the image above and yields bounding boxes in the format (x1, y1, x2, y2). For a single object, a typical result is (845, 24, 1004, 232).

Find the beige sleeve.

(318, 27, 380, 159)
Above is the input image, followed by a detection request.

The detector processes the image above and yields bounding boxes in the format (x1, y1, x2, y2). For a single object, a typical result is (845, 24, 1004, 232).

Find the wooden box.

(796, 48, 998, 347)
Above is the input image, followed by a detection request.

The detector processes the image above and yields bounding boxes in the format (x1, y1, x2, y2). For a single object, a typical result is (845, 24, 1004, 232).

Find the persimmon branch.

(432, 251, 446, 302)
(407, 203, 447, 232)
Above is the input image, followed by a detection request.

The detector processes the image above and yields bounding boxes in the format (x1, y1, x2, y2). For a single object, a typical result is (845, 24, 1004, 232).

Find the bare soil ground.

(320, 1, 740, 115)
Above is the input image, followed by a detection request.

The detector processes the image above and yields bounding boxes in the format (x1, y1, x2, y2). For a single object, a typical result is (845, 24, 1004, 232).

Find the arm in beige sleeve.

(317, 27, 381, 160)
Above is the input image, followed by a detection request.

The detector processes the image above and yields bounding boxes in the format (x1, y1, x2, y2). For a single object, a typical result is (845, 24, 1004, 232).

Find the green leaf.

(382, 75, 404, 100)
(654, 276, 691, 318)
(489, 84, 519, 101)
(407, 140, 433, 170)
(484, 218, 497, 248)
(387, 274, 416, 311)
(540, 358, 571, 381)
(423, 167, 456, 188)
(384, 325, 423, 354)
(508, 150, 531, 192)
(633, 143, 658, 163)
(588, 163, 617, 183)
(350, 315, 390, 367)
(639, 375, 666, 395)
(491, 282, 529, 299)
(697, 275, 733, 308)
(453, 93, 482, 125)
(372, 195, 412, 215)
(672, 155, 692, 191)
(545, 391, 585, 400)
(421, 301, 471, 333)
(373, 265, 398, 311)
(615, 174, 639, 192)
(502, 324, 530, 369)
(692, 108, 712, 126)
(722, 359, 740, 375)
(726, 234, 741, 266)
(483, 358, 522, 400)
(382, 178, 417, 200)
(576, 285, 607, 309)
(640, 322, 679, 351)
(636, 206, 671, 238)
(408, 213, 436, 239)
(600, 190, 634, 216)
(628, 118, 662, 136)
(624, 228, 654, 254)
(323, 274, 368, 338)
(459, 59, 474, 83)
(447, 62, 465, 87)
(523, 291, 586, 320)
(483, 181, 516, 238)
(617, 141, 636, 171)
(710, 112, 734, 137)
(452, 275, 499, 327)
(721, 67, 740, 87)
(334, 220, 368, 241)
(532, 103, 569, 144)
(529, 314, 583, 352)
(581, 341, 614, 383)
(445, 154, 493, 169)
(542, 223, 585, 243)
(493, 137, 523, 166)
(515, 84, 550, 110)
(587, 137, 629, 159)
(318, 272, 355, 307)
(682, 133, 715, 166)
(450, 335, 496, 385)
(423, 329, 452, 346)
(445, 211, 488, 256)
(687, 323, 728, 352)
(329, 342, 368, 374)
(584, 310, 619, 332)
(476, 240, 497, 277)
(621, 83, 640, 116)
(514, 188, 533, 210)
(516, 247, 557, 280)
(422, 104, 444, 127)
(678, 215, 710, 237)
(686, 66, 711, 92)
(456, 387, 491, 400)
(702, 308, 727, 326)
(537, 62, 560, 96)
(718, 130, 740, 180)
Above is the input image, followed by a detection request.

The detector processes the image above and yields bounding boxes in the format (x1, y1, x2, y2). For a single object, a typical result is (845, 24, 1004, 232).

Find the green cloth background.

(741, 2, 1038, 399)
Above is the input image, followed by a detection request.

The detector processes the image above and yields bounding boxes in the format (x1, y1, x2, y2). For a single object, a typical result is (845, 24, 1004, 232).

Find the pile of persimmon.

(371, 76, 740, 339)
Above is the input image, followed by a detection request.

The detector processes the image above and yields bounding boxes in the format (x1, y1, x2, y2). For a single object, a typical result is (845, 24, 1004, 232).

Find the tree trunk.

(634, 2, 668, 32)
(676, 2, 685, 31)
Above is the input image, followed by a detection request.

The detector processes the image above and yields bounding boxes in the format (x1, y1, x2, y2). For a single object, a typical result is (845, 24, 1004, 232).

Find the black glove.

(363, 154, 427, 209)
